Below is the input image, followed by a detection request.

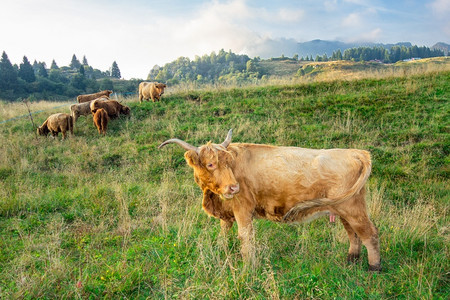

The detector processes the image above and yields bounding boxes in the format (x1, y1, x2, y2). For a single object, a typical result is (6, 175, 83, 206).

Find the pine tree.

(50, 60, 59, 70)
(79, 65, 85, 76)
(37, 63, 48, 78)
(82, 56, 88, 66)
(0, 51, 18, 89)
(18, 56, 36, 83)
(70, 54, 81, 70)
(110, 61, 121, 79)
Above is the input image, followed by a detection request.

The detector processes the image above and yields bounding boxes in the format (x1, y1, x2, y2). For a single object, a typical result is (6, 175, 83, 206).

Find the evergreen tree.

(50, 59, 59, 69)
(37, 62, 48, 78)
(82, 55, 88, 66)
(32, 60, 39, 73)
(70, 54, 81, 70)
(18, 56, 36, 83)
(0, 51, 18, 89)
(79, 65, 85, 76)
(110, 61, 121, 79)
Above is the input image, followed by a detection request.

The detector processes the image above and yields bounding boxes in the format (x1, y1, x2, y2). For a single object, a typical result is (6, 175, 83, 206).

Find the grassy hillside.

(0, 70, 449, 298)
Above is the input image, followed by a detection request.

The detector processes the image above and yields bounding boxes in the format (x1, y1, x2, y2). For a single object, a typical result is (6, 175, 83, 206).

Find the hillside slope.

(0, 71, 448, 298)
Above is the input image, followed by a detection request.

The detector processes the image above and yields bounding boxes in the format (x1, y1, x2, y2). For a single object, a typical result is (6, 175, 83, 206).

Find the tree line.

(148, 45, 445, 86)
(304, 45, 444, 63)
(0, 52, 127, 101)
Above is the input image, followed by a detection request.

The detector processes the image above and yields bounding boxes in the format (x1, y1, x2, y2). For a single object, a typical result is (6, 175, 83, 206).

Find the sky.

(0, 0, 448, 79)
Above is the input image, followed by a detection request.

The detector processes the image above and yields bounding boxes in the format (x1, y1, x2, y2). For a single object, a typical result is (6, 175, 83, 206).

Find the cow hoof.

(368, 263, 382, 272)
(346, 253, 360, 263)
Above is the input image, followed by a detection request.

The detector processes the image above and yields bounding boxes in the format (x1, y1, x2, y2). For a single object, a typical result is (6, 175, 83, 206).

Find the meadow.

(0, 64, 449, 298)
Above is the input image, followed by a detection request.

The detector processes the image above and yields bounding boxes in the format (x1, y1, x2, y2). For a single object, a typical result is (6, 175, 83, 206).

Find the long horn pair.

(158, 129, 233, 152)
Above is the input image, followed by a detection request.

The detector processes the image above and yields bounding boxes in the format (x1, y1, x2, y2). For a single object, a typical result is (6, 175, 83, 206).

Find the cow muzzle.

(222, 183, 240, 199)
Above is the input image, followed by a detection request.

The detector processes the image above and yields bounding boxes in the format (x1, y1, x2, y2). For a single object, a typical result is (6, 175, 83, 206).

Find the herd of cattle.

(36, 82, 167, 138)
(35, 81, 381, 272)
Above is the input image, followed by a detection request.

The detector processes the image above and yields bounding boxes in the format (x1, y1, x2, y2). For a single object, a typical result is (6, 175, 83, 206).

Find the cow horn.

(158, 138, 199, 152)
(221, 129, 233, 148)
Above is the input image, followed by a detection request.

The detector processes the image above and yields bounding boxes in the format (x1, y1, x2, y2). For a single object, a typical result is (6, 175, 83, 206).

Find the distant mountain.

(431, 42, 450, 55)
(245, 38, 415, 59)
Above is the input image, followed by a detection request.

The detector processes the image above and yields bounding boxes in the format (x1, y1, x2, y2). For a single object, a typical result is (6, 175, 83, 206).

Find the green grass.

(0, 70, 449, 298)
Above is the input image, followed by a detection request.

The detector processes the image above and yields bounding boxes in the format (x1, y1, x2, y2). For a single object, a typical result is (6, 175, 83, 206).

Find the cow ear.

(184, 150, 199, 167)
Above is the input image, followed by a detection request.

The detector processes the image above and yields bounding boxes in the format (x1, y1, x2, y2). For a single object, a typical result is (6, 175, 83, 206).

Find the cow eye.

(207, 163, 214, 169)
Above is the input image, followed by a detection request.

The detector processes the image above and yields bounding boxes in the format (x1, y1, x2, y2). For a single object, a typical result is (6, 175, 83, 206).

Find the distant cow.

(37, 113, 73, 140)
(139, 82, 167, 102)
(77, 90, 112, 103)
(90, 99, 130, 118)
(93, 108, 109, 135)
(70, 97, 108, 122)
(159, 130, 381, 271)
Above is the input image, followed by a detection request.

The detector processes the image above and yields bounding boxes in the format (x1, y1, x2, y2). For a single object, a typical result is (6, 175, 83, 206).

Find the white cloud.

(324, 0, 338, 11)
(359, 28, 382, 41)
(274, 8, 305, 23)
(342, 12, 362, 27)
(430, 0, 450, 17)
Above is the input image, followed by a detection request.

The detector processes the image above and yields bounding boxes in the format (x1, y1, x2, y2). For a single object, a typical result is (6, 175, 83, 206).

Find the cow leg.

(220, 219, 233, 236)
(346, 216, 380, 271)
(340, 217, 362, 263)
(234, 211, 255, 263)
(336, 191, 381, 271)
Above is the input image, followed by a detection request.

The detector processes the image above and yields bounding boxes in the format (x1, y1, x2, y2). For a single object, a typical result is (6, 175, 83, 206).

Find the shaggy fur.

(90, 99, 130, 118)
(37, 113, 73, 139)
(138, 82, 167, 102)
(160, 130, 381, 271)
(93, 108, 109, 135)
(70, 97, 108, 122)
(77, 90, 112, 103)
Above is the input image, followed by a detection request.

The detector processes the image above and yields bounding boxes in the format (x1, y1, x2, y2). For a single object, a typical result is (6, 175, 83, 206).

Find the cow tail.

(283, 151, 372, 222)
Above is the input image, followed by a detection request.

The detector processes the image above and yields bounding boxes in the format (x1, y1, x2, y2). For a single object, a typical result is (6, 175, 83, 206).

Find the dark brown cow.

(93, 108, 109, 135)
(37, 113, 73, 140)
(90, 99, 130, 118)
(159, 129, 381, 271)
(139, 82, 167, 102)
(77, 90, 112, 103)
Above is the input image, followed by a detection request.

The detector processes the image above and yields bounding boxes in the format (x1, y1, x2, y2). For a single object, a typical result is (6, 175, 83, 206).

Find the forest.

(0, 44, 445, 101)
(0, 53, 137, 101)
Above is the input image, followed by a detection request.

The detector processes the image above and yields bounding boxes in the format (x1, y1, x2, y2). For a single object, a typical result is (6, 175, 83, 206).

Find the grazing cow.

(77, 90, 112, 103)
(90, 99, 130, 118)
(138, 82, 167, 102)
(37, 113, 73, 140)
(159, 129, 381, 271)
(93, 108, 109, 135)
(70, 97, 108, 123)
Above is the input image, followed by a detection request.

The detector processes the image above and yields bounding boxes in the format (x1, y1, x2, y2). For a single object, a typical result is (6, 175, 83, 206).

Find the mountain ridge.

(246, 38, 447, 59)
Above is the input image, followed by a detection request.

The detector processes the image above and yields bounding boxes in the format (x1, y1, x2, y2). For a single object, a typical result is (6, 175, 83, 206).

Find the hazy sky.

(1, 0, 448, 79)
